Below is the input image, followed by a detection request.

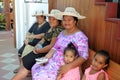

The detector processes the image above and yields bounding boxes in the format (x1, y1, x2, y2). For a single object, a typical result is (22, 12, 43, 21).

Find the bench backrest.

(82, 49, 120, 80)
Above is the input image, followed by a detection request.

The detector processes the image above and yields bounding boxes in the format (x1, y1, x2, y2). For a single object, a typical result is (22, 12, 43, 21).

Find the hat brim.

(45, 14, 54, 17)
(62, 12, 86, 19)
(32, 14, 46, 17)
(45, 14, 62, 20)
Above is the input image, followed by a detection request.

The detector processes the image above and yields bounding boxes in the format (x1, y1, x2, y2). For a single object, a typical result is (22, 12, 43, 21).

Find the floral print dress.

(32, 31, 89, 80)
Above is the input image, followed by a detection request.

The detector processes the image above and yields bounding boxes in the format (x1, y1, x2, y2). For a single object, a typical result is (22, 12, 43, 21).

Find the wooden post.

(3, 0, 11, 30)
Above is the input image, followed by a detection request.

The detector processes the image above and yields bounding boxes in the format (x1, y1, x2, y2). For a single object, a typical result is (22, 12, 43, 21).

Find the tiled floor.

(0, 31, 19, 80)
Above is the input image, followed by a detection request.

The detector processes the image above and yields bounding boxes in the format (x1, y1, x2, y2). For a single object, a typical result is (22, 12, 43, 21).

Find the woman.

(32, 7, 89, 80)
(14, 10, 50, 73)
(17, 10, 50, 64)
(12, 9, 63, 80)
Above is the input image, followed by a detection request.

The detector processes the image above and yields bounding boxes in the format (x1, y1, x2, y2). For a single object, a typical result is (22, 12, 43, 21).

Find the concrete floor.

(0, 30, 33, 80)
(0, 31, 19, 80)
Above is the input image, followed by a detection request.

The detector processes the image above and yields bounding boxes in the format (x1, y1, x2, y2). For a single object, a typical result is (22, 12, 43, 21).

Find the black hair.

(42, 16, 46, 19)
(44, 16, 46, 19)
(58, 20, 62, 26)
(73, 17, 78, 22)
(94, 50, 110, 65)
(64, 42, 79, 57)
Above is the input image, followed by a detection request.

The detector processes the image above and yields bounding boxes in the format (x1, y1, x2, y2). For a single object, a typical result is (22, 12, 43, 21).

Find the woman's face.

(62, 16, 76, 29)
(36, 16, 45, 24)
(48, 17, 59, 27)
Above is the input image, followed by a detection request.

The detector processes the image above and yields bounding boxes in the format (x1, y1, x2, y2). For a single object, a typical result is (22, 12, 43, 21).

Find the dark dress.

(22, 26, 64, 70)
(18, 22, 50, 57)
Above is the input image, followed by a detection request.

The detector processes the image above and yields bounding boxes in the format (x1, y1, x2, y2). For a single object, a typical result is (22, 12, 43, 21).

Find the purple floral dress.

(32, 31, 89, 80)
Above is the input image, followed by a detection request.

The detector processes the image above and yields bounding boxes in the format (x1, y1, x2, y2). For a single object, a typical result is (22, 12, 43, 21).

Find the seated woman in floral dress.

(32, 7, 89, 80)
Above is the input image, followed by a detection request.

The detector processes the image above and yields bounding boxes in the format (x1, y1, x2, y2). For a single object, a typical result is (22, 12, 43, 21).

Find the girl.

(82, 50, 110, 80)
(56, 42, 80, 80)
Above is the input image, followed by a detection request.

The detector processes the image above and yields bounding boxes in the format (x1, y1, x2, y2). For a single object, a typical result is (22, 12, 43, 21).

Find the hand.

(24, 39, 29, 45)
(26, 35, 33, 39)
(56, 74, 63, 80)
(33, 47, 39, 54)
(44, 49, 55, 59)
(58, 64, 71, 75)
(45, 53, 52, 59)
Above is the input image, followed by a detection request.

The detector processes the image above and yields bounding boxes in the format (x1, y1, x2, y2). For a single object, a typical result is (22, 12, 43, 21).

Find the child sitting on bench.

(82, 50, 110, 80)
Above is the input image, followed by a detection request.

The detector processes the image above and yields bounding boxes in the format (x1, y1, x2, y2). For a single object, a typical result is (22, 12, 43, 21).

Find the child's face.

(64, 50, 76, 64)
(92, 54, 108, 71)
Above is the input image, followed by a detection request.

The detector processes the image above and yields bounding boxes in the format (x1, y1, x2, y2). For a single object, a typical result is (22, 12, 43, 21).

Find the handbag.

(21, 44, 34, 58)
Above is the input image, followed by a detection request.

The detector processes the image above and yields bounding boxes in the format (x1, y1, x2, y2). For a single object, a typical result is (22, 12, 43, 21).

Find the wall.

(14, 0, 48, 49)
(49, 0, 120, 64)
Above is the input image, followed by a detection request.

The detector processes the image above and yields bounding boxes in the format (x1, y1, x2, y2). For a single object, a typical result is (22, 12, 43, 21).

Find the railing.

(105, 0, 120, 18)
(117, 0, 120, 18)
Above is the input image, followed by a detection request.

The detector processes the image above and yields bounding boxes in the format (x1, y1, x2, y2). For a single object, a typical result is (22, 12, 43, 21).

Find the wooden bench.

(82, 49, 120, 80)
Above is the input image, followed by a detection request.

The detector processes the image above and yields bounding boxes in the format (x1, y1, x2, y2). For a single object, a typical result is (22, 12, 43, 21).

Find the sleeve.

(75, 33, 89, 60)
(52, 27, 63, 37)
(28, 22, 37, 33)
(41, 22, 50, 33)
(52, 31, 63, 50)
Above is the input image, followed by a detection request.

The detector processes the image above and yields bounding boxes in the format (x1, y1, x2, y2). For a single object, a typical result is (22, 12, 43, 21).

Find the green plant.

(0, 13, 6, 28)
(0, 14, 5, 22)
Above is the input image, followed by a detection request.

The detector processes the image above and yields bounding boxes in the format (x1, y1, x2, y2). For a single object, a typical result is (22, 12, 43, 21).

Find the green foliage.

(0, 13, 6, 29)
(0, 14, 5, 22)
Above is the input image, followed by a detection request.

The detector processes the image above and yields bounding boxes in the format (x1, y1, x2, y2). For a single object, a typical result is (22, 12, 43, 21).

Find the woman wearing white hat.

(12, 9, 63, 80)
(32, 7, 88, 80)
(14, 10, 50, 72)
(18, 10, 50, 55)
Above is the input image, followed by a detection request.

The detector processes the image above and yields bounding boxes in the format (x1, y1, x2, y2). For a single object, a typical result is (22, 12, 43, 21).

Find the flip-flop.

(13, 67, 20, 73)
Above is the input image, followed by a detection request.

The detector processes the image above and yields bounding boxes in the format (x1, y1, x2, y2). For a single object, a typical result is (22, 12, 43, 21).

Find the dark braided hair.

(64, 42, 79, 57)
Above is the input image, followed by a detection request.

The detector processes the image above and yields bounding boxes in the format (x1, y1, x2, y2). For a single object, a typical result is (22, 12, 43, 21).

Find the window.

(25, 0, 42, 3)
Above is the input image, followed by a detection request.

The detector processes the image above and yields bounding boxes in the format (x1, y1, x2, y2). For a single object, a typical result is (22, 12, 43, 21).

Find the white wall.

(14, 0, 48, 49)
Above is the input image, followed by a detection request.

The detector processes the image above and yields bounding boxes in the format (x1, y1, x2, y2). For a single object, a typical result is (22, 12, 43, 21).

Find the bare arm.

(38, 38, 45, 44)
(45, 49, 55, 59)
(97, 72, 106, 80)
(32, 33, 45, 39)
(59, 57, 86, 75)
(56, 74, 62, 80)
(26, 33, 45, 39)
(82, 74, 86, 80)
(34, 37, 57, 54)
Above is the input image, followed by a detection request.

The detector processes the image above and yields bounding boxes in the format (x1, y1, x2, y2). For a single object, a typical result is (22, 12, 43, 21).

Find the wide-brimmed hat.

(62, 7, 86, 19)
(46, 9, 62, 20)
(32, 10, 45, 17)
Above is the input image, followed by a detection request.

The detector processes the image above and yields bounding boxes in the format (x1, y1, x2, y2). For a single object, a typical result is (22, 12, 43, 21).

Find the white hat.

(32, 10, 45, 17)
(62, 7, 86, 19)
(46, 9, 62, 20)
